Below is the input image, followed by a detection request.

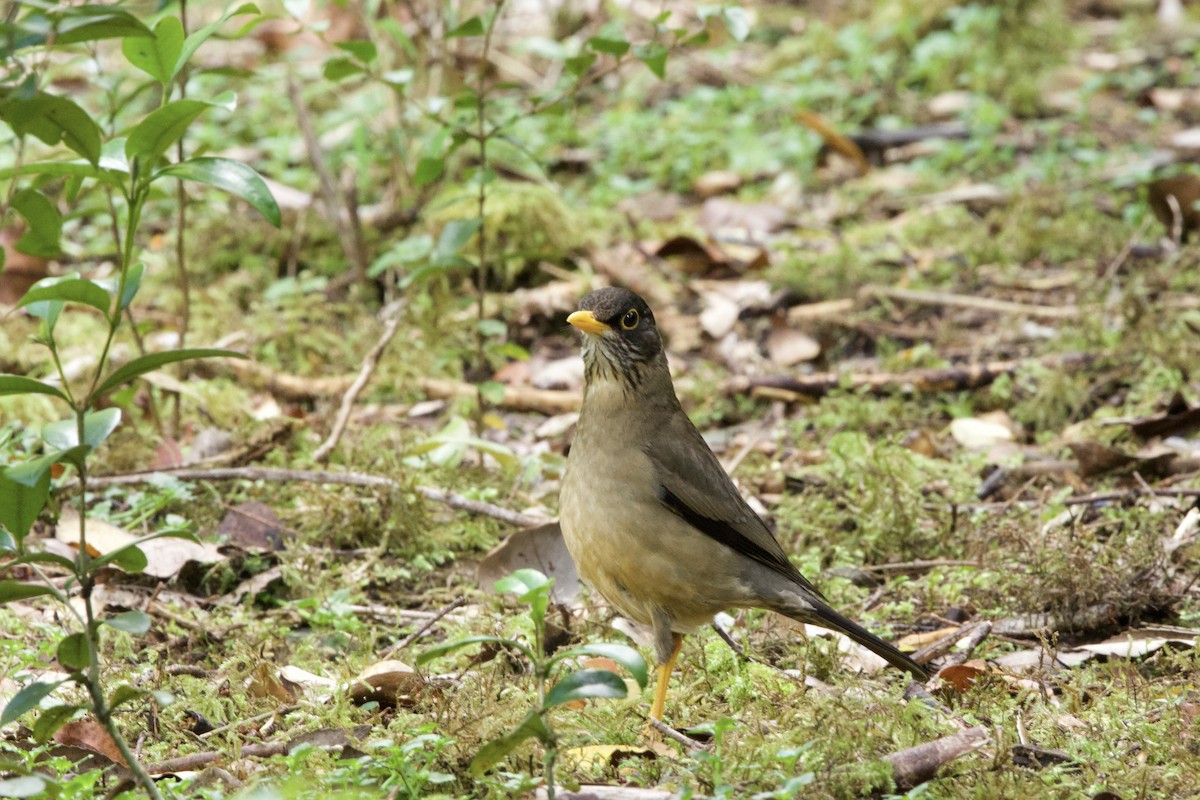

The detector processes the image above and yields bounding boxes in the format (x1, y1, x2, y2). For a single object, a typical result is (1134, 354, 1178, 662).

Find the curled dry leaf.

(937, 659, 989, 693)
(897, 626, 962, 652)
(54, 719, 127, 766)
(217, 501, 290, 552)
(348, 660, 424, 707)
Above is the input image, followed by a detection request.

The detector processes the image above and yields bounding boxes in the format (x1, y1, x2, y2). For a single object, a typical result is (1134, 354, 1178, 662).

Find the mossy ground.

(3, 0, 1200, 798)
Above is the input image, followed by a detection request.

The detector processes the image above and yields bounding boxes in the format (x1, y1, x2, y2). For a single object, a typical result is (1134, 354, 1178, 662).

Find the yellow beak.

(567, 310, 611, 335)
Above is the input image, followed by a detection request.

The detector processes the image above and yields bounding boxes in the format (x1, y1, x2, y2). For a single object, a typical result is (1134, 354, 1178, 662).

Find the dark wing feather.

(645, 410, 827, 602)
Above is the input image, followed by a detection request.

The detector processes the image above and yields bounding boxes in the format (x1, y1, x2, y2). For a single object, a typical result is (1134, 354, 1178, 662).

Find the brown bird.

(559, 287, 928, 724)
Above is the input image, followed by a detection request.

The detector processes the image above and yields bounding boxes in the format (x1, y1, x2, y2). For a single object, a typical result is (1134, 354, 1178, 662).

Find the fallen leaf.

(56, 509, 223, 579)
(478, 522, 582, 608)
(937, 660, 988, 693)
(1012, 743, 1079, 771)
(54, 719, 126, 765)
(765, 318, 820, 366)
(348, 659, 424, 707)
(217, 501, 290, 552)
(1127, 399, 1200, 439)
(1147, 175, 1200, 239)
(692, 170, 743, 198)
(247, 662, 295, 703)
(1067, 441, 1176, 479)
(1075, 628, 1199, 659)
(949, 417, 1014, 449)
(698, 197, 790, 238)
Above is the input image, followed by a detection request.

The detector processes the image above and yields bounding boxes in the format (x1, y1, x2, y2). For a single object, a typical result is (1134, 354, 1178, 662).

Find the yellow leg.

(648, 634, 684, 724)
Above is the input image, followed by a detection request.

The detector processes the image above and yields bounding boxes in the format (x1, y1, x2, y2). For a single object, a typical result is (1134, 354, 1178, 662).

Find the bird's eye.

(621, 309, 640, 330)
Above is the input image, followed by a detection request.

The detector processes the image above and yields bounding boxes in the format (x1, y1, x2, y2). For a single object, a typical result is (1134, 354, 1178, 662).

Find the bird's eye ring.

(621, 309, 640, 330)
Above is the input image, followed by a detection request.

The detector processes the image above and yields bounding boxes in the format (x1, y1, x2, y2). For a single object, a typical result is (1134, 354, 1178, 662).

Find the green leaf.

(0, 581, 54, 604)
(0, 376, 68, 402)
(174, 4, 261, 81)
(588, 36, 630, 56)
(11, 188, 62, 258)
(17, 275, 111, 318)
(367, 235, 433, 278)
(32, 704, 82, 743)
(105, 610, 151, 634)
(335, 39, 377, 63)
(323, 57, 364, 82)
(7, 551, 77, 571)
(0, 458, 53, 541)
(105, 544, 148, 573)
(414, 156, 444, 187)
(446, 16, 484, 38)
(634, 42, 668, 78)
(108, 684, 147, 709)
(544, 669, 628, 708)
(156, 157, 281, 227)
(434, 218, 482, 259)
(126, 95, 235, 167)
(552, 643, 648, 689)
(94, 347, 247, 399)
(119, 263, 144, 310)
(1, 679, 66, 725)
(493, 568, 552, 624)
(469, 710, 551, 775)
(478, 380, 506, 405)
(42, 408, 121, 451)
(54, 6, 153, 45)
(565, 53, 597, 76)
(56, 633, 90, 671)
(122, 16, 185, 83)
(492, 568, 551, 597)
(416, 635, 531, 665)
(0, 88, 102, 165)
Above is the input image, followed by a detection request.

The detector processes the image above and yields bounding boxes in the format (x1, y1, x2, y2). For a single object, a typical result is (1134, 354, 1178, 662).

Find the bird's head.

(568, 287, 664, 388)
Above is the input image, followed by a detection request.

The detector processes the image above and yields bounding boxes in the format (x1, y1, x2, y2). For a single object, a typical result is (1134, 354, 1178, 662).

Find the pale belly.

(560, 461, 754, 633)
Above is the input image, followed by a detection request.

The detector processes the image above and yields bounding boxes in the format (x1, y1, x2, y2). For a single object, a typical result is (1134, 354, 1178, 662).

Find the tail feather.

(776, 597, 930, 681)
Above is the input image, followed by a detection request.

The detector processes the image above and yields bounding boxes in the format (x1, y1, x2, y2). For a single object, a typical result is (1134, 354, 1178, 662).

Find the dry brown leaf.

(247, 662, 295, 703)
(937, 659, 988, 693)
(478, 522, 581, 607)
(697, 197, 790, 238)
(348, 660, 424, 707)
(217, 501, 289, 552)
(54, 719, 127, 765)
(765, 318, 820, 366)
(693, 170, 743, 198)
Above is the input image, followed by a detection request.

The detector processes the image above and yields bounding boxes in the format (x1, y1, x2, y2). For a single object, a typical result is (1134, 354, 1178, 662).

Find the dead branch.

(648, 718, 709, 751)
(862, 285, 1080, 319)
(313, 310, 404, 462)
(381, 597, 467, 658)
(886, 726, 990, 789)
(84, 467, 550, 528)
(911, 622, 990, 666)
(726, 353, 1094, 399)
(418, 376, 580, 414)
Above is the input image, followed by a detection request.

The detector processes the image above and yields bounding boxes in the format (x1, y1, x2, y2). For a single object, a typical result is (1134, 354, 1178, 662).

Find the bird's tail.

(772, 595, 930, 681)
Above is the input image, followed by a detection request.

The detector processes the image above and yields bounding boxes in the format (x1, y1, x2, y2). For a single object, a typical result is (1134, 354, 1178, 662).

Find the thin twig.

(648, 718, 709, 750)
(862, 285, 1080, 319)
(197, 705, 300, 740)
(313, 310, 404, 462)
(82, 466, 549, 528)
(381, 597, 467, 658)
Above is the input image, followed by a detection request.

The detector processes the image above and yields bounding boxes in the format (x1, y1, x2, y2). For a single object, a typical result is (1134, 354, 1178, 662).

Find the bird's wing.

(644, 412, 827, 601)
